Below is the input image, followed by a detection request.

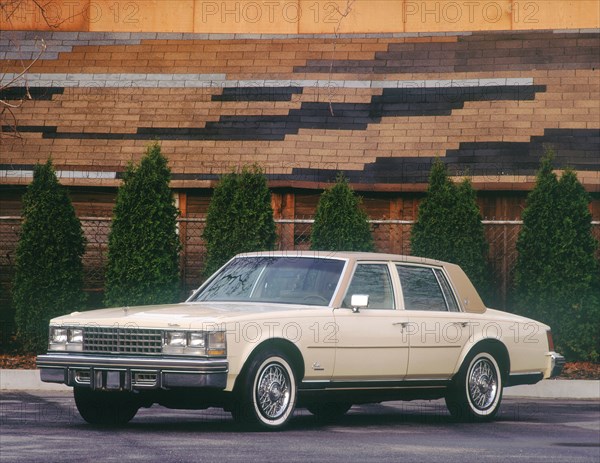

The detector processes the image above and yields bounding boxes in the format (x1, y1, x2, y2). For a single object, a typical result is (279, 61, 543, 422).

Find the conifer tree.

(104, 142, 181, 307)
(514, 152, 599, 360)
(411, 160, 490, 298)
(554, 169, 600, 360)
(513, 154, 560, 317)
(202, 165, 276, 277)
(310, 174, 375, 252)
(13, 160, 86, 353)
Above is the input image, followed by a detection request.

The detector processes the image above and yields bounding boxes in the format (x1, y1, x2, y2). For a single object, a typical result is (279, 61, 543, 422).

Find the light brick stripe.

(1, 74, 534, 89)
(0, 170, 117, 180)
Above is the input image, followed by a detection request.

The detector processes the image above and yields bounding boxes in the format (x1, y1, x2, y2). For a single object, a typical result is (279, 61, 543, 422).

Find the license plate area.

(93, 369, 127, 391)
(106, 371, 122, 390)
(86, 369, 159, 390)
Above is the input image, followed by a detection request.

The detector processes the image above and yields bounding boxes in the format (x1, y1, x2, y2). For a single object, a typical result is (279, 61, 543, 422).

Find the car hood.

(50, 301, 326, 329)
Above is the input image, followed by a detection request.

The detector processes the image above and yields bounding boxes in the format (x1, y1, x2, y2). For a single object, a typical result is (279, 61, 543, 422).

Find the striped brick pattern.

(1, 30, 598, 190)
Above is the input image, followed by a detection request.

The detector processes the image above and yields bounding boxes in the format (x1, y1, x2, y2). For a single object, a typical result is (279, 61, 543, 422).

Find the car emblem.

(312, 362, 324, 371)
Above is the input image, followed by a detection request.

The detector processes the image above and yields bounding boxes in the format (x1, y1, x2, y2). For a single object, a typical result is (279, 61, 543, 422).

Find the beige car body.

(37, 251, 564, 426)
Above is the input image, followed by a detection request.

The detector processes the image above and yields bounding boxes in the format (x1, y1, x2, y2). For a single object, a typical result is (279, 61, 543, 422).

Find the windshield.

(193, 256, 345, 306)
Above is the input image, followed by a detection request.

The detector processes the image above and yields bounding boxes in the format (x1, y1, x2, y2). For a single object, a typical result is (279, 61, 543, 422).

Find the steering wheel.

(302, 294, 329, 305)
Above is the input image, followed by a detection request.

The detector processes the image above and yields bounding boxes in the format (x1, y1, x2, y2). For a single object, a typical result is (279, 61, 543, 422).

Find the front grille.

(83, 327, 163, 354)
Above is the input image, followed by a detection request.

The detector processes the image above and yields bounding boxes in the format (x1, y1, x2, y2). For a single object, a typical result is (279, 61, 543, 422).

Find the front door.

(332, 263, 409, 382)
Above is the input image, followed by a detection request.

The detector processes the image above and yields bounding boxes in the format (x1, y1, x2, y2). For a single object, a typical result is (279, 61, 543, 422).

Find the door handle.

(454, 321, 470, 328)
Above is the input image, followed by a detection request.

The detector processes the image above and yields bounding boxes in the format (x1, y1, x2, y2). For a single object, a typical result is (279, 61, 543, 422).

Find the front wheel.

(232, 350, 297, 430)
(74, 388, 139, 426)
(445, 351, 503, 422)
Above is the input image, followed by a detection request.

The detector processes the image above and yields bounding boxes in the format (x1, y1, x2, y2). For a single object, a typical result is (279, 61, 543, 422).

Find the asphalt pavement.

(0, 391, 598, 463)
(2, 369, 599, 399)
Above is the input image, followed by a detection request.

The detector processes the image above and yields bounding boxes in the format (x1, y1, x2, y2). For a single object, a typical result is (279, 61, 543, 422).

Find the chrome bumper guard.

(549, 352, 566, 378)
(37, 353, 228, 391)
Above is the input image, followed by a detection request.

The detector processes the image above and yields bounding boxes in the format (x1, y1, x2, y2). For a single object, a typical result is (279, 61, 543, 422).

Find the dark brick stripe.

(212, 87, 303, 102)
(0, 87, 64, 101)
(447, 129, 600, 165)
(295, 32, 600, 74)
(290, 128, 600, 184)
(38, 85, 545, 141)
(1, 125, 57, 134)
(4, 129, 597, 186)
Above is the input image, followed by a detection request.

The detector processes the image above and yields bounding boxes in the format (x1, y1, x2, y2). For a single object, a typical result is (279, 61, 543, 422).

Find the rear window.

(396, 265, 459, 312)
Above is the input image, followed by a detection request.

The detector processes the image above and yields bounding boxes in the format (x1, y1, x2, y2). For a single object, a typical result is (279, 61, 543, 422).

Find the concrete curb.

(1, 369, 70, 392)
(503, 379, 600, 400)
(1, 369, 599, 399)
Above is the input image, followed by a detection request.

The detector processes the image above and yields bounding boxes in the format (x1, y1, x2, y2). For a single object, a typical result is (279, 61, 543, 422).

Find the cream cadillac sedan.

(37, 252, 564, 429)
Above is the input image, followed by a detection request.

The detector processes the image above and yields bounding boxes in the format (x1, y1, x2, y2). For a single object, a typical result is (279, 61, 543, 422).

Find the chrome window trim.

(432, 268, 451, 312)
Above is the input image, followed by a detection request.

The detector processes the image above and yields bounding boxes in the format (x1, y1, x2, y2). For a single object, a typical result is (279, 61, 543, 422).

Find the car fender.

(453, 336, 511, 381)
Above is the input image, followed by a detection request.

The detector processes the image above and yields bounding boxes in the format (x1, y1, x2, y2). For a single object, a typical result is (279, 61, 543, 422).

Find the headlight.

(49, 326, 83, 352)
(50, 327, 67, 345)
(68, 328, 83, 344)
(188, 332, 206, 348)
(163, 330, 226, 356)
(166, 331, 187, 347)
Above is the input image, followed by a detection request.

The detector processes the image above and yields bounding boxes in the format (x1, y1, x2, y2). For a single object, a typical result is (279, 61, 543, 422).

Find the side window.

(433, 268, 460, 312)
(342, 264, 395, 310)
(396, 265, 449, 312)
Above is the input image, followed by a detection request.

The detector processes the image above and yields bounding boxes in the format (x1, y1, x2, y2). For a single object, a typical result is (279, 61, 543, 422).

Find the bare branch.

(0, 0, 25, 23)
(0, 37, 46, 138)
(0, 104, 21, 139)
(1, 38, 46, 89)
(1, 0, 89, 136)
(327, 1, 356, 116)
(31, 0, 86, 28)
(1, 0, 86, 29)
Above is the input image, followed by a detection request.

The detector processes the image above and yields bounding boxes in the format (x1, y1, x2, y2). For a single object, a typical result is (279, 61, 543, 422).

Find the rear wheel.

(232, 350, 297, 430)
(74, 388, 139, 426)
(445, 350, 503, 422)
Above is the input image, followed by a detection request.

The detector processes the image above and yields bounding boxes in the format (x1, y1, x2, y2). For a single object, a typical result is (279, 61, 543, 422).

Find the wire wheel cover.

(468, 357, 498, 411)
(255, 362, 291, 419)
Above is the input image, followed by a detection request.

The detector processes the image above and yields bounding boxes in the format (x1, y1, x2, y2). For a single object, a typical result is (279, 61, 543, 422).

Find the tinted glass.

(433, 268, 460, 312)
(194, 257, 344, 306)
(343, 264, 394, 309)
(396, 265, 448, 311)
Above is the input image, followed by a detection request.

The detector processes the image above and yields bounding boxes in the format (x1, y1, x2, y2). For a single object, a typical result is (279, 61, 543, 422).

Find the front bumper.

(36, 353, 228, 391)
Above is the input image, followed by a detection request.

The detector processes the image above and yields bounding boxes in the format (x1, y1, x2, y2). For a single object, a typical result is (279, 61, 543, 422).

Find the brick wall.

(1, 29, 598, 195)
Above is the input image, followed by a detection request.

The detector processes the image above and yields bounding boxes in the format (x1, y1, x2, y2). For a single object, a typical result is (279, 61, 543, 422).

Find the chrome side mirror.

(350, 294, 369, 313)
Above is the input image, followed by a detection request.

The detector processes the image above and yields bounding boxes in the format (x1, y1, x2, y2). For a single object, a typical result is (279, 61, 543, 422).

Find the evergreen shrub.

(513, 152, 599, 360)
(104, 142, 181, 307)
(13, 160, 86, 353)
(411, 160, 490, 299)
(310, 174, 375, 252)
(202, 165, 276, 278)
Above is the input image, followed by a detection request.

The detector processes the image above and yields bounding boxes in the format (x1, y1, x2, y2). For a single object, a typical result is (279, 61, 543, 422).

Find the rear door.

(395, 264, 473, 380)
